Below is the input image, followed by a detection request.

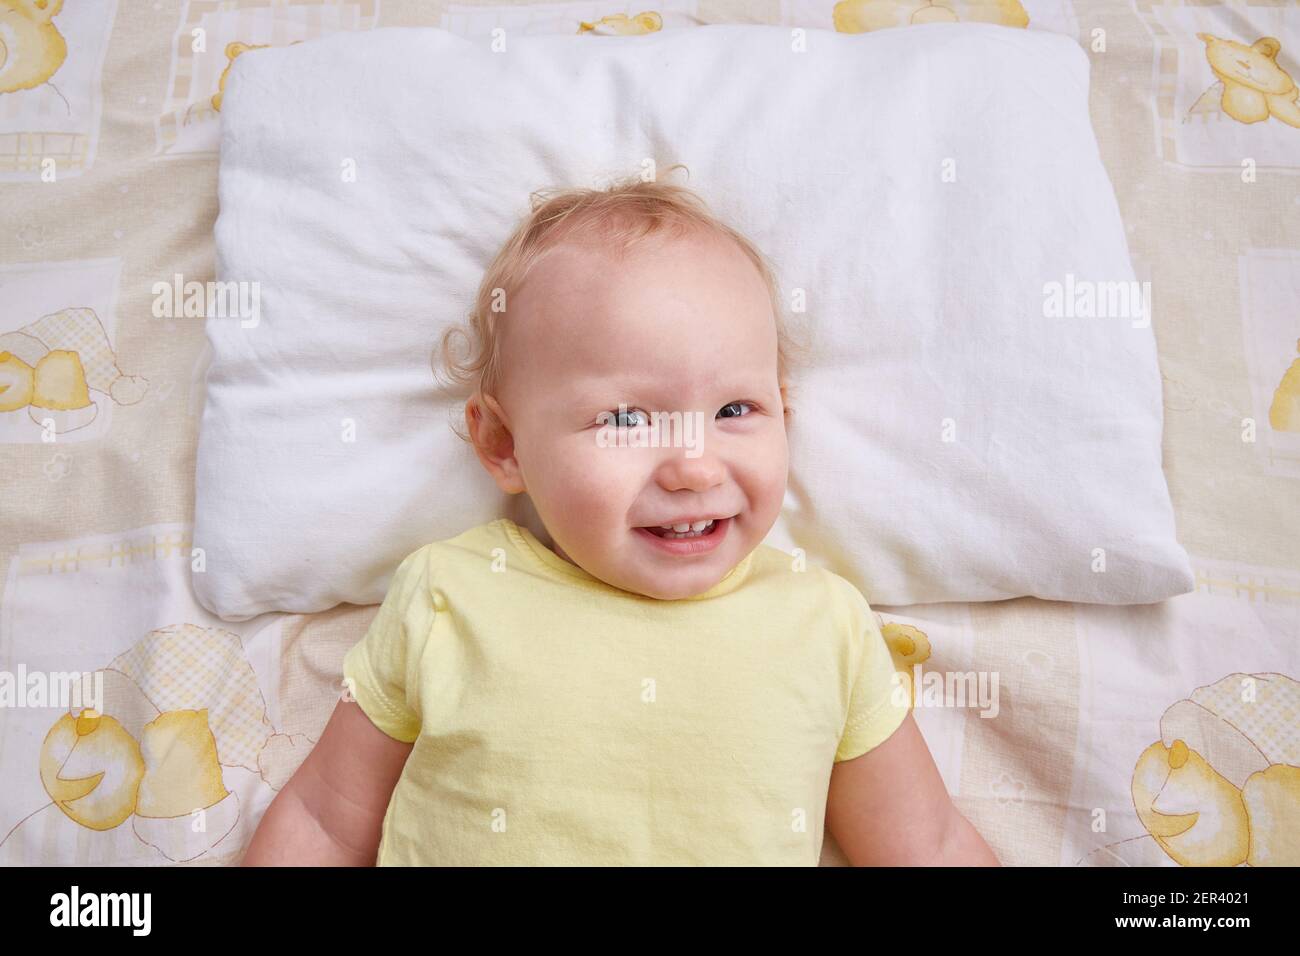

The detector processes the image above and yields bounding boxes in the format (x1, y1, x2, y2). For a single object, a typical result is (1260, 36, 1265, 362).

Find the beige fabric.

(0, 0, 1296, 866)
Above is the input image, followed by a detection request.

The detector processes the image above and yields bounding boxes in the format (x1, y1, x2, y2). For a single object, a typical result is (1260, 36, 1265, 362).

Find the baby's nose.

(656, 446, 726, 492)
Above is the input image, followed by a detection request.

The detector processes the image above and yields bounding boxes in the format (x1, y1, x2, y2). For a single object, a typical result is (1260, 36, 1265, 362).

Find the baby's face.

(487, 228, 788, 600)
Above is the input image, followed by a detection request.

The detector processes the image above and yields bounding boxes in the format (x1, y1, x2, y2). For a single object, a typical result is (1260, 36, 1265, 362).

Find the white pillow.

(195, 22, 1193, 620)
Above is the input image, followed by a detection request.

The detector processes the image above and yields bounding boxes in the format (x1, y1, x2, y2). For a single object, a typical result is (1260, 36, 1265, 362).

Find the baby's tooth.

(690, 520, 710, 532)
(672, 523, 691, 533)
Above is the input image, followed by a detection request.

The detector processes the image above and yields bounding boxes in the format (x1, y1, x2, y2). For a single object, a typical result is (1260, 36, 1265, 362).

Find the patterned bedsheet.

(1, 0, 1296, 866)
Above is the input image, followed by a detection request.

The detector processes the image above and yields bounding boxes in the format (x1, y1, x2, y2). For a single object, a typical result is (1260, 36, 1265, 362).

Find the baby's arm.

(826, 713, 998, 866)
(242, 699, 412, 866)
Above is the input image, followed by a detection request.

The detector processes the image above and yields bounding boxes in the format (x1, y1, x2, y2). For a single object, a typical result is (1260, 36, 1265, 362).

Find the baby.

(243, 175, 998, 866)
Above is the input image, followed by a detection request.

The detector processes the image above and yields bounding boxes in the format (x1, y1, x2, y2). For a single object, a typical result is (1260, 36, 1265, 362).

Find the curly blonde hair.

(432, 165, 807, 443)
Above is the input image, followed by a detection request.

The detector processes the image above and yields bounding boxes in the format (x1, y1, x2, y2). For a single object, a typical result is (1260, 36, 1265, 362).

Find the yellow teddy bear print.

(0, 0, 67, 95)
(211, 41, 266, 112)
(1270, 339, 1300, 432)
(880, 620, 933, 707)
(1195, 34, 1300, 129)
(211, 39, 306, 112)
(577, 11, 662, 35)
(832, 0, 1027, 34)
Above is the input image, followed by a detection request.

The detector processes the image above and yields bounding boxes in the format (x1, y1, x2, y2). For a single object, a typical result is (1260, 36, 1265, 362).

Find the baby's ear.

(466, 393, 526, 494)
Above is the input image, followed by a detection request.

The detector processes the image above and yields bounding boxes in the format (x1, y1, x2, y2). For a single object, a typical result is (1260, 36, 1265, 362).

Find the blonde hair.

(433, 165, 807, 442)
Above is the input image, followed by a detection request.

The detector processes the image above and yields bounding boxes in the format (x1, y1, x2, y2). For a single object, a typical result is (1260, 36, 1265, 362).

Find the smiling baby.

(243, 174, 998, 867)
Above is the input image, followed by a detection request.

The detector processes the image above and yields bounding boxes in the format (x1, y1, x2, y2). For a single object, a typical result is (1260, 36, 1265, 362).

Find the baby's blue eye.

(718, 402, 753, 419)
(602, 408, 650, 428)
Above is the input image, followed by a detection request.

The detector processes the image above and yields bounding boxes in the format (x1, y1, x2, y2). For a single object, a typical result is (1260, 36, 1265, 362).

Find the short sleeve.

(834, 595, 912, 763)
(341, 547, 435, 743)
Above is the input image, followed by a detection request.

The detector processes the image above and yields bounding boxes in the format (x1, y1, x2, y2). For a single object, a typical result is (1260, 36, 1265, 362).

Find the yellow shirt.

(342, 517, 910, 866)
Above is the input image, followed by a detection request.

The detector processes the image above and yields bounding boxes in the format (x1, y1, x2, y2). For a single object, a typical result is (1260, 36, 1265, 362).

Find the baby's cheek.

(746, 433, 789, 513)
(552, 445, 631, 512)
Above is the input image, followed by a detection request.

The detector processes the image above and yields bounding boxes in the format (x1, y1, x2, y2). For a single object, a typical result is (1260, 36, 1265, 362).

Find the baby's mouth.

(639, 518, 725, 539)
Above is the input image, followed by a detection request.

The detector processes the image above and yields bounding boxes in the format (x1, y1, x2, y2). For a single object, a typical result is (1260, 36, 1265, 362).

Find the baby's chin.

(607, 528, 745, 600)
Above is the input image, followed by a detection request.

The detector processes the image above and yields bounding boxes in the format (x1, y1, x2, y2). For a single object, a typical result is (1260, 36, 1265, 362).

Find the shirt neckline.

(497, 517, 755, 602)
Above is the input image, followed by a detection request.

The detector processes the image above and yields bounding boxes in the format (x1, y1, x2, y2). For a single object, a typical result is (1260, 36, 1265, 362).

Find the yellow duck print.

(19, 624, 279, 862)
(1194, 34, 1300, 129)
(577, 11, 662, 35)
(0, 307, 148, 434)
(1269, 339, 1300, 432)
(1132, 739, 1250, 866)
(1129, 673, 1300, 866)
(832, 0, 1028, 33)
(0, 0, 66, 95)
(41, 709, 145, 831)
(41, 705, 236, 859)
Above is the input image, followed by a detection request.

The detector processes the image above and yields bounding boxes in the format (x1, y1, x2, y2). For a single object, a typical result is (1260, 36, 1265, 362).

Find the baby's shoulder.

(383, 519, 511, 603)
